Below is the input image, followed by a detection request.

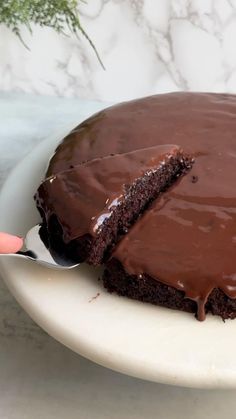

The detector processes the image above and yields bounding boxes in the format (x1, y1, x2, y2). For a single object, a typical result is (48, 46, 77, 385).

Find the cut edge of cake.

(86, 149, 193, 265)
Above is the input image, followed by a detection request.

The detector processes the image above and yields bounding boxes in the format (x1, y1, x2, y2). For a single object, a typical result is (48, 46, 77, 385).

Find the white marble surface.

(1, 0, 236, 101)
(1, 92, 236, 419)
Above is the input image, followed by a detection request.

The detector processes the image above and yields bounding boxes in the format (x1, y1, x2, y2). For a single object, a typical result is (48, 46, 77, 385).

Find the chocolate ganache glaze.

(45, 92, 236, 320)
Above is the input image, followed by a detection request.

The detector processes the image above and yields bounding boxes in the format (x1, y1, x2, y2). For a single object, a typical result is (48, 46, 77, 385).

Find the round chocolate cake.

(36, 92, 236, 321)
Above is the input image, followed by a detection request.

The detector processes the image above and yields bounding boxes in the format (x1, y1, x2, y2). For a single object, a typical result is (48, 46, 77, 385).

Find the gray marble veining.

(1, 0, 236, 102)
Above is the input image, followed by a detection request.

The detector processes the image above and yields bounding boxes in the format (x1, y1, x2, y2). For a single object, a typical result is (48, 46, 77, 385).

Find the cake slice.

(35, 145, 193, 265)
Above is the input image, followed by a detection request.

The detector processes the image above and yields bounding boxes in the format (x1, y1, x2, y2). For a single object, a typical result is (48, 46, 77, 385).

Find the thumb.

(0, 233, 23, 254)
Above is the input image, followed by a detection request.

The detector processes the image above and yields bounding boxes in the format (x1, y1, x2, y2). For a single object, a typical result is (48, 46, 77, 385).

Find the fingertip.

(0, 233, 24, 254)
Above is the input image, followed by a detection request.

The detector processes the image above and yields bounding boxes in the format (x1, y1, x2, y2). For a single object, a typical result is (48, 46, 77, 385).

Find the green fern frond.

(0, 0, 104, 68)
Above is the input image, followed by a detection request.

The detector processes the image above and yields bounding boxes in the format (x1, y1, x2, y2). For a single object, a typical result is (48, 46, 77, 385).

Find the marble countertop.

(1, 0, 236, 101)
(1, 93, 236, 419)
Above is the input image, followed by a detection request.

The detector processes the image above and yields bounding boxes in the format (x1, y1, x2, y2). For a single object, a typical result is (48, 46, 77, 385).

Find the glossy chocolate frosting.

(46, 92, 236, 320)
(37, 144, 181, 243)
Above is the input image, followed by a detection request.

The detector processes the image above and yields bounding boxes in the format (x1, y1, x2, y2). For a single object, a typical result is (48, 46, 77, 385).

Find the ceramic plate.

(1, 118, 236, 389)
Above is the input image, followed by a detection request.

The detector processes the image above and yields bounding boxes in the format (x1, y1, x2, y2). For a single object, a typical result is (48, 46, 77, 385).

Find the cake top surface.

(45, 92, 236, 319)
(47, 92, 236, 176)
(37, 144, 181, 243)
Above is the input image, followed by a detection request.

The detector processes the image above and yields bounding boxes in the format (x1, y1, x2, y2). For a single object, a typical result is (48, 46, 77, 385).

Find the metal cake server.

(1, 225, 79, 270)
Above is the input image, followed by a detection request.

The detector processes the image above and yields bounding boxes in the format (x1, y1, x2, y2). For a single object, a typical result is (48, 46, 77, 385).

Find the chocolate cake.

(36, 92, 236, 321)
(36, 145, 192, 264)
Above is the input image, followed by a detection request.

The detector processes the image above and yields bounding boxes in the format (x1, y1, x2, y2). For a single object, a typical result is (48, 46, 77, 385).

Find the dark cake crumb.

(191, 175, 198, 183)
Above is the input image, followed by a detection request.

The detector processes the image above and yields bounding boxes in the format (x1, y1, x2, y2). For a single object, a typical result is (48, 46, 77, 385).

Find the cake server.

(1, 225, 79, 269)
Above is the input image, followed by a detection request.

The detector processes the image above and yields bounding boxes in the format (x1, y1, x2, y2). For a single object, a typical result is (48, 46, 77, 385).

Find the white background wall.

(1, 0, 236, 102)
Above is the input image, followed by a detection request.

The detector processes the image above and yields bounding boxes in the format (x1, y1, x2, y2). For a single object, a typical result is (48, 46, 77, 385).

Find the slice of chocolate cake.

(35, 145, 192, 265)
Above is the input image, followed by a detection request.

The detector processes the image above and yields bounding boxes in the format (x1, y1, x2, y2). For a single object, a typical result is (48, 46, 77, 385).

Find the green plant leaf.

(0, 0, 104, 68)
